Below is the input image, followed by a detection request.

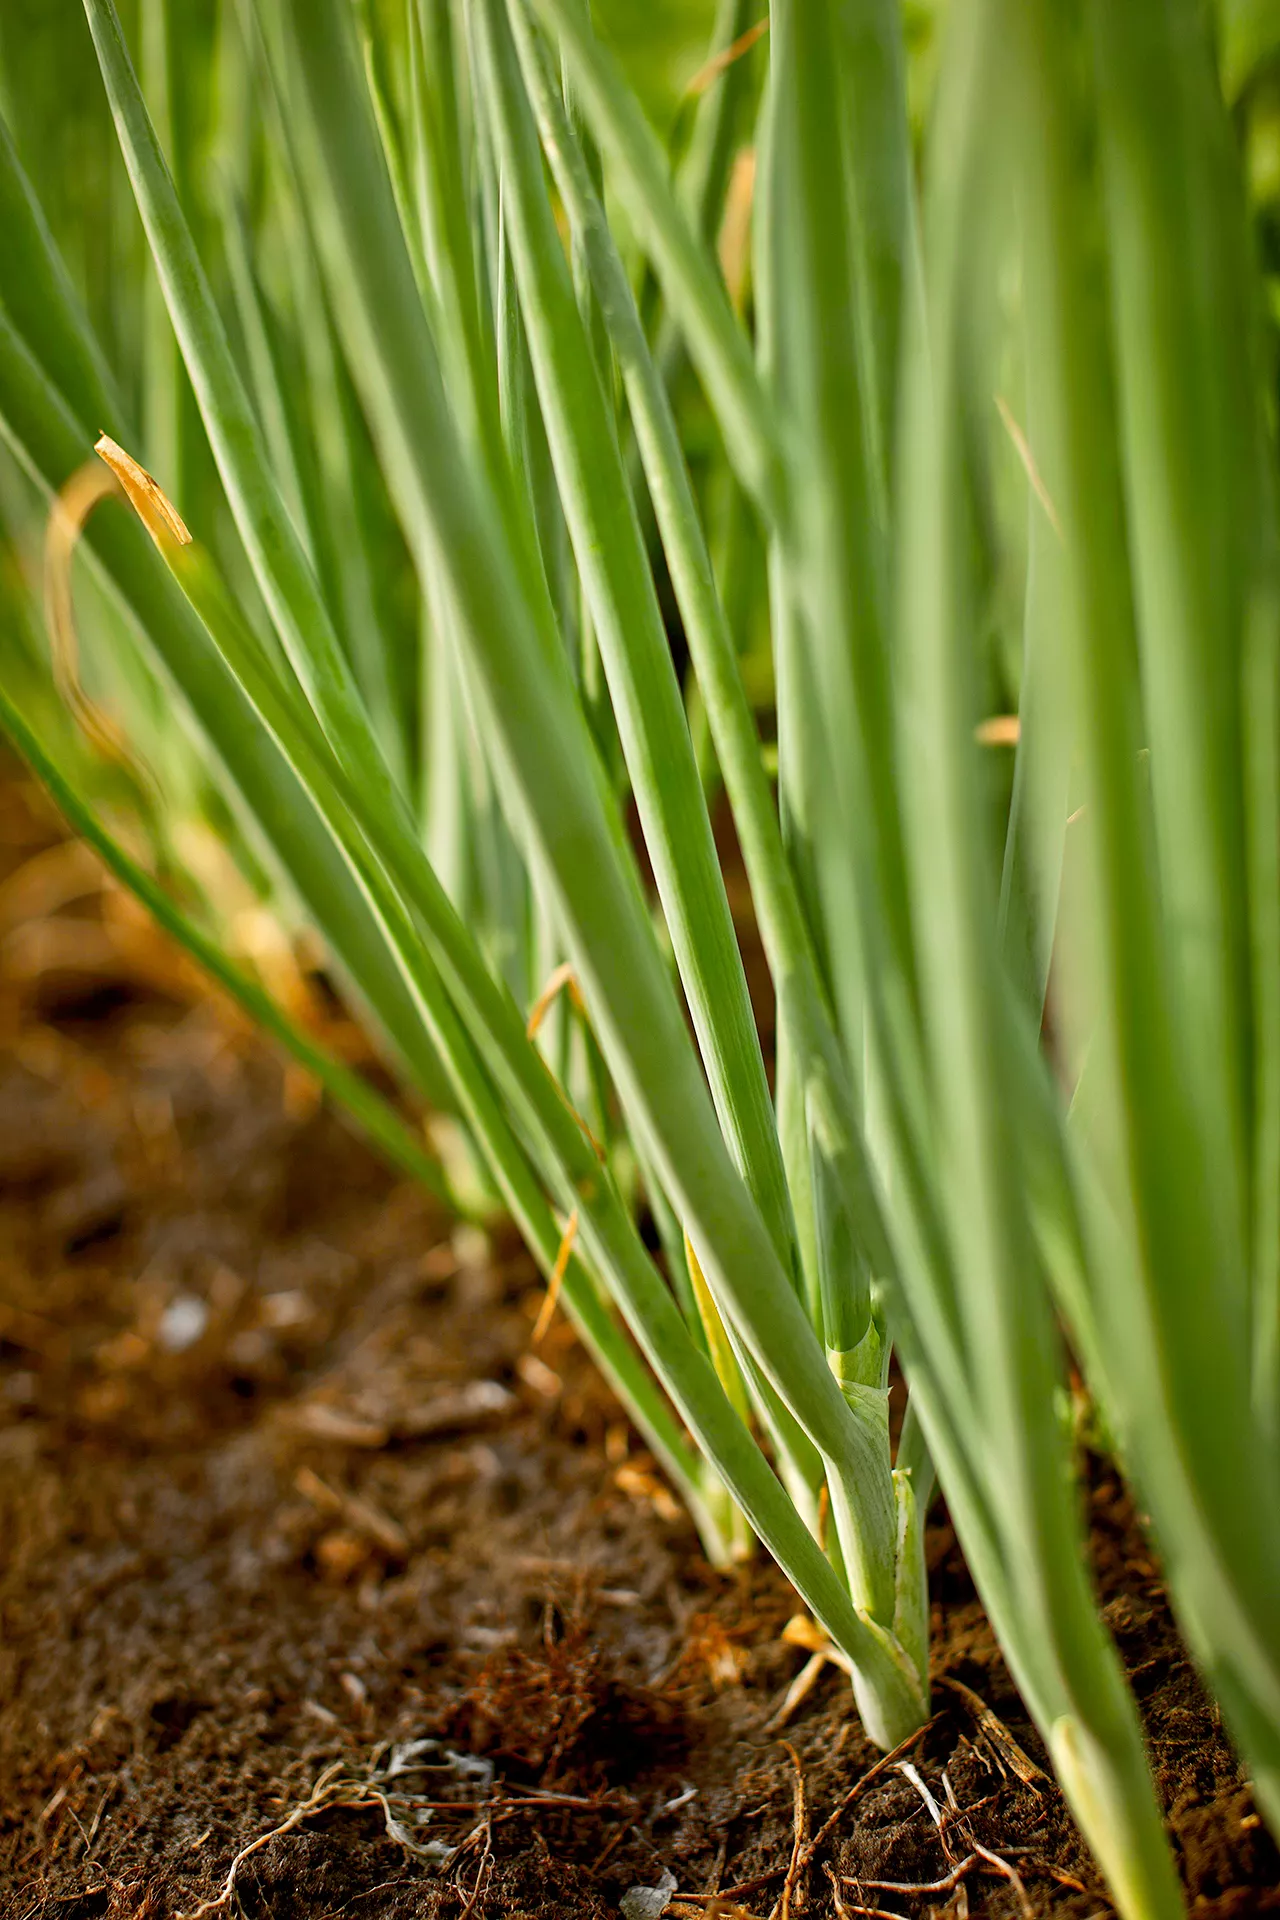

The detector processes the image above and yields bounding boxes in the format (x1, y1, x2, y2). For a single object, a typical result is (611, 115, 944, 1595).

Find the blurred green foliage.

(0, 0, 716, 416)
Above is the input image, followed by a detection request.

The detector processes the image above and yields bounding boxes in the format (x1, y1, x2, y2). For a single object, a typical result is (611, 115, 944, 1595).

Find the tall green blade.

(889, 4, 1183, 1910)
(474, 0, 798, 1282)
(530, 0, 783, 519)
(1091, 0, 1255, 1301)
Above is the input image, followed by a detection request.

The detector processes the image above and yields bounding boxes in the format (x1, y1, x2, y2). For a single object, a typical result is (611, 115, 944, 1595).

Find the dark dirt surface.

(1, 769, 1278, 1920)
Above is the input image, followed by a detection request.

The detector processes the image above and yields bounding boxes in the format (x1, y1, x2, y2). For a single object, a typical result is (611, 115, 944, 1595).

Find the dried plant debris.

(178, 1743, 494, 1919)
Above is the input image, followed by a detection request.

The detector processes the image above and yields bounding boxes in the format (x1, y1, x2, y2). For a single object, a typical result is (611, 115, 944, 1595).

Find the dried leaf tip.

(94, 433, 192, 548)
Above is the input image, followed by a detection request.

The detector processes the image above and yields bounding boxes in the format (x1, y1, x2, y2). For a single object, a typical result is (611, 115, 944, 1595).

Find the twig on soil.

(703, 1833, 728, 1896)
(667, 1896, 756, 1912)
(1002, 1851, 1086, 1893)
(764, 1652, 828, 1732)
(893, 1760, 1034, 1919)
(673, 1888, 775, 1920)
(384, 1792, 615, 1813)
(675, 1869, 785, 1903)
(851, 1857, 978, 1895)
(84, 1789, 110, 1853)
(771, 1742, 808, 1920)
(455, 1811, 493, 1919)
(331, 1878, 416, 1915)
(176, 1748, 491, 1920)
(589, 1818, 638, 1877)
(934, 1676, 1048, 1789)
(823, 1868, 904, 1920)
(178, 1760, 349, 1919)
(964, 1839, 1033, 1917)
(896, 1762, 953, 1860)
(39, 1779, 75, 1825)
(942, 1768, 1034, 1920)
(778, 1614, 856, 1684)
(293, 1464, 408, 1557)
(795, 1722, 931, 1873)
(65, 1799, 100, 1864)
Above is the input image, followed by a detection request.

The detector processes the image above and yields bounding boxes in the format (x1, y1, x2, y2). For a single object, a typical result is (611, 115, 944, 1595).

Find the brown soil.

(1, 767, 1277, 1920)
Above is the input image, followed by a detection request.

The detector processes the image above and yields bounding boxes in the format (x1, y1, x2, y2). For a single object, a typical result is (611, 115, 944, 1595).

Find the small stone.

(619, 1869, 677, 1919)
(158, 1294, 208, 1353)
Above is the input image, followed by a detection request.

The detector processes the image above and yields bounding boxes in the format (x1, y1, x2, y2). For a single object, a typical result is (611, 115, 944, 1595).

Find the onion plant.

(1, 2, 1278, 1914)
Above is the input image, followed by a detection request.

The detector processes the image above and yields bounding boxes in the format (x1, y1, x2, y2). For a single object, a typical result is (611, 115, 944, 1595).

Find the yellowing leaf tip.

(94, 433, 192, 548)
